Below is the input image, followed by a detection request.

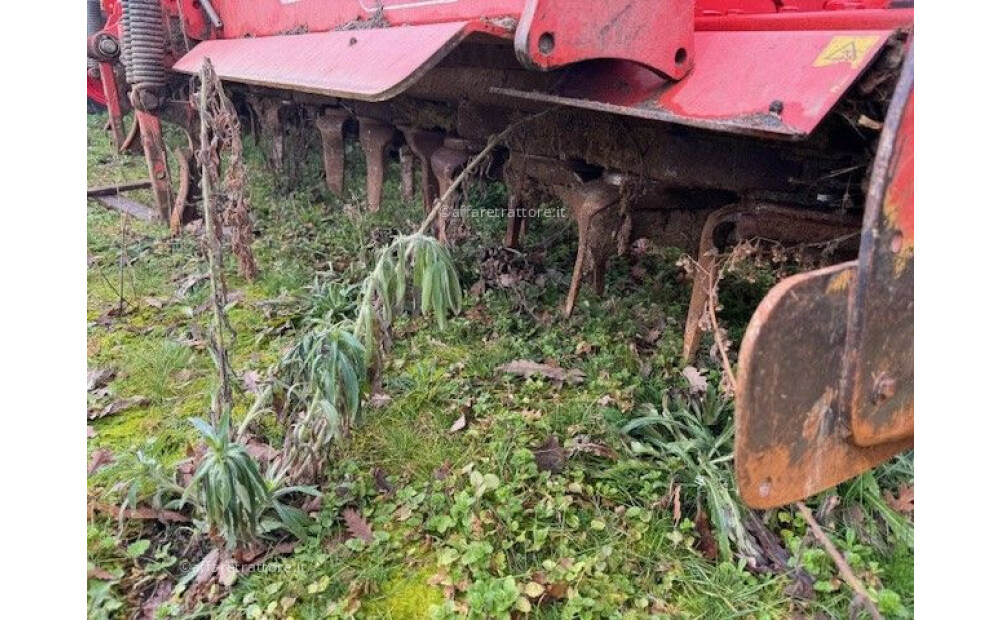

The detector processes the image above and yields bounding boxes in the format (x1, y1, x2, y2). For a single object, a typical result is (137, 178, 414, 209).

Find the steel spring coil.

(122, 0, 167, 91)
(87, 0, 104, 71)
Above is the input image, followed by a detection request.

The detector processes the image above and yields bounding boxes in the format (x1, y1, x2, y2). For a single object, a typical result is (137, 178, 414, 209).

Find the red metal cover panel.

(494, 30, 892, 138)
(172, 21, 479, 101)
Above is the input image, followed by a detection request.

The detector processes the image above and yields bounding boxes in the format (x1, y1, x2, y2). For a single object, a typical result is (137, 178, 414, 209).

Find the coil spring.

(87, 0, 104, 72)
(122, 0, 167, 91)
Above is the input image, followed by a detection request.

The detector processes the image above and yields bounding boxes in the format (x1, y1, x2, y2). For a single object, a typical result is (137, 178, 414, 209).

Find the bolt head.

(97, 36, 119, 57)
(872, 375, 898, 404)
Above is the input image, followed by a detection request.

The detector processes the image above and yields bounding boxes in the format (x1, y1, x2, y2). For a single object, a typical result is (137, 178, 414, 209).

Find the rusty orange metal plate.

(841, 48, 914, 446)
(172, 21, 484, 101)
(735, 262, 912, 509)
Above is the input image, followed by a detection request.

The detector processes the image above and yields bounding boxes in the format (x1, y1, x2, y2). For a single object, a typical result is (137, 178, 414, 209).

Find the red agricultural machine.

(87, 0, 914, 509)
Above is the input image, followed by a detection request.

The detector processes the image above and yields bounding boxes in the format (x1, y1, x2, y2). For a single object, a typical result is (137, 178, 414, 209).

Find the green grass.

(86, 110, 913, 619)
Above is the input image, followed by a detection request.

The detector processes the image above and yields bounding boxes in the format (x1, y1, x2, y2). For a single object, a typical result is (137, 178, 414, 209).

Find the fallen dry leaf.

(682, 366, 709, 393)
(694, 506, 718, 561)
(173, 272, 208, 300)
(884, 484, 914, 514)
(433, 461, 453, 481)
(653, 482, 683, 525)
(89, 395, 151, 420)
(88, 565, 116, 581)
(217, 556, 238, 587)
(449, 413, 467, 433)
(567, 435, 616, 460)
(369, 392, 392, 409)
(241, 370, 261, 393)
(140, 580, 174, 619)
(545, 581, 569, 600)
(496, 360, 584, 387)
(88, 501, 189, 524)
(342, 508, 374, 543)
(240, 541, 298, 574)
(233, 545, 266, 565)
(88, 448, 115, 476)
(302, 495, 323, 513)
(194, 549, 220, 586)
(87, 425, 96, 439)
(244, 439, 279, 465)
(533, 435, 566, 473)
(373, 467, 396, 496)
(87, 368, 117, 392)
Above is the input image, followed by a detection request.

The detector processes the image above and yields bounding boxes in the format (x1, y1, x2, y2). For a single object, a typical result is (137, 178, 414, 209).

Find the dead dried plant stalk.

(198, 59, 235, 423)
(797, 501, 883, 620)
(197, 58, 257, 280)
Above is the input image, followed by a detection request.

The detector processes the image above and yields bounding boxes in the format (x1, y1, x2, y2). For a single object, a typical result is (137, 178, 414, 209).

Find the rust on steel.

(315, 109, 351, 196)
(682, 204, 862, 363)
(840, 48, 915, 447)
(734, 262, 913, 509)
(734, 47, 914, 508)
(357, 117, 397, 212)
(400, 125, 446, 215)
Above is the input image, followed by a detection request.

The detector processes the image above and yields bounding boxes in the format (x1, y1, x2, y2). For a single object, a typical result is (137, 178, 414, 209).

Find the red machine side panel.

(205, 0, 523, 38)
(172, 21, 487, 101)
(495, 30, 893, 138)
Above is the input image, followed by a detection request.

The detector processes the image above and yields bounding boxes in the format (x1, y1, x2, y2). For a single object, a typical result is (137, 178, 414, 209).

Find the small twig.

(119, 115, 140, 153)
(796, 501, 882, 620)
(118, 212, 129, 316)
(704, 258, 737, 390)
(87, 179, 153, 197)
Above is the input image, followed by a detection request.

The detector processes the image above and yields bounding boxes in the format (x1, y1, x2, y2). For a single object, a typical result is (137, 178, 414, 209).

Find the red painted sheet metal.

(207, 0, 523, 39)
(493, 29, 892, 138)
(514, 0, 695, 81)
(695, 8, 912, 31)
(87, 75, 108, 106)
(172, 21, 490, 101)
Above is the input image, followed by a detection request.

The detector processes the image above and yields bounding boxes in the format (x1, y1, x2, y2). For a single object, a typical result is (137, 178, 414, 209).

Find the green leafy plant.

(240, 233, 461, 480)
(354, 233, 462, 360)
(840, 468, 914, 549)
(304, 277, 359, 323)
(622, 387, 754, 562)
(184, 412, 318, 548)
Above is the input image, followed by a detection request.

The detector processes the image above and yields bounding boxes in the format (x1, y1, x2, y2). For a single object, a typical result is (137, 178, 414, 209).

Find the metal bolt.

(872, 374, 897, 404)
(137, 89, 161, 111)
(97, 35, 119, 57)
(769, 100, 784, 115)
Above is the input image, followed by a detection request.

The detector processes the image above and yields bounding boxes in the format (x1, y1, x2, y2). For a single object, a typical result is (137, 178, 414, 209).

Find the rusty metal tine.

(357, 117, 396, 212)
(315, 110, 350, 196)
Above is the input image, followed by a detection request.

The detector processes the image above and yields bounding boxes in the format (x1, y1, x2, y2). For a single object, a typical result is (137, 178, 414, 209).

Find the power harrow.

(86, 0, 914, 508)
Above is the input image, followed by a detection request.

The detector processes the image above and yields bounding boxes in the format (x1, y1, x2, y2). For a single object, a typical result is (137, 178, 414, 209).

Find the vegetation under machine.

(86, 0, 915, 509)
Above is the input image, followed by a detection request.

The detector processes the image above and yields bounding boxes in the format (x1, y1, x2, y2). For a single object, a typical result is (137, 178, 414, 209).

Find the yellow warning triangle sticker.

(813, 35, 880, 69)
